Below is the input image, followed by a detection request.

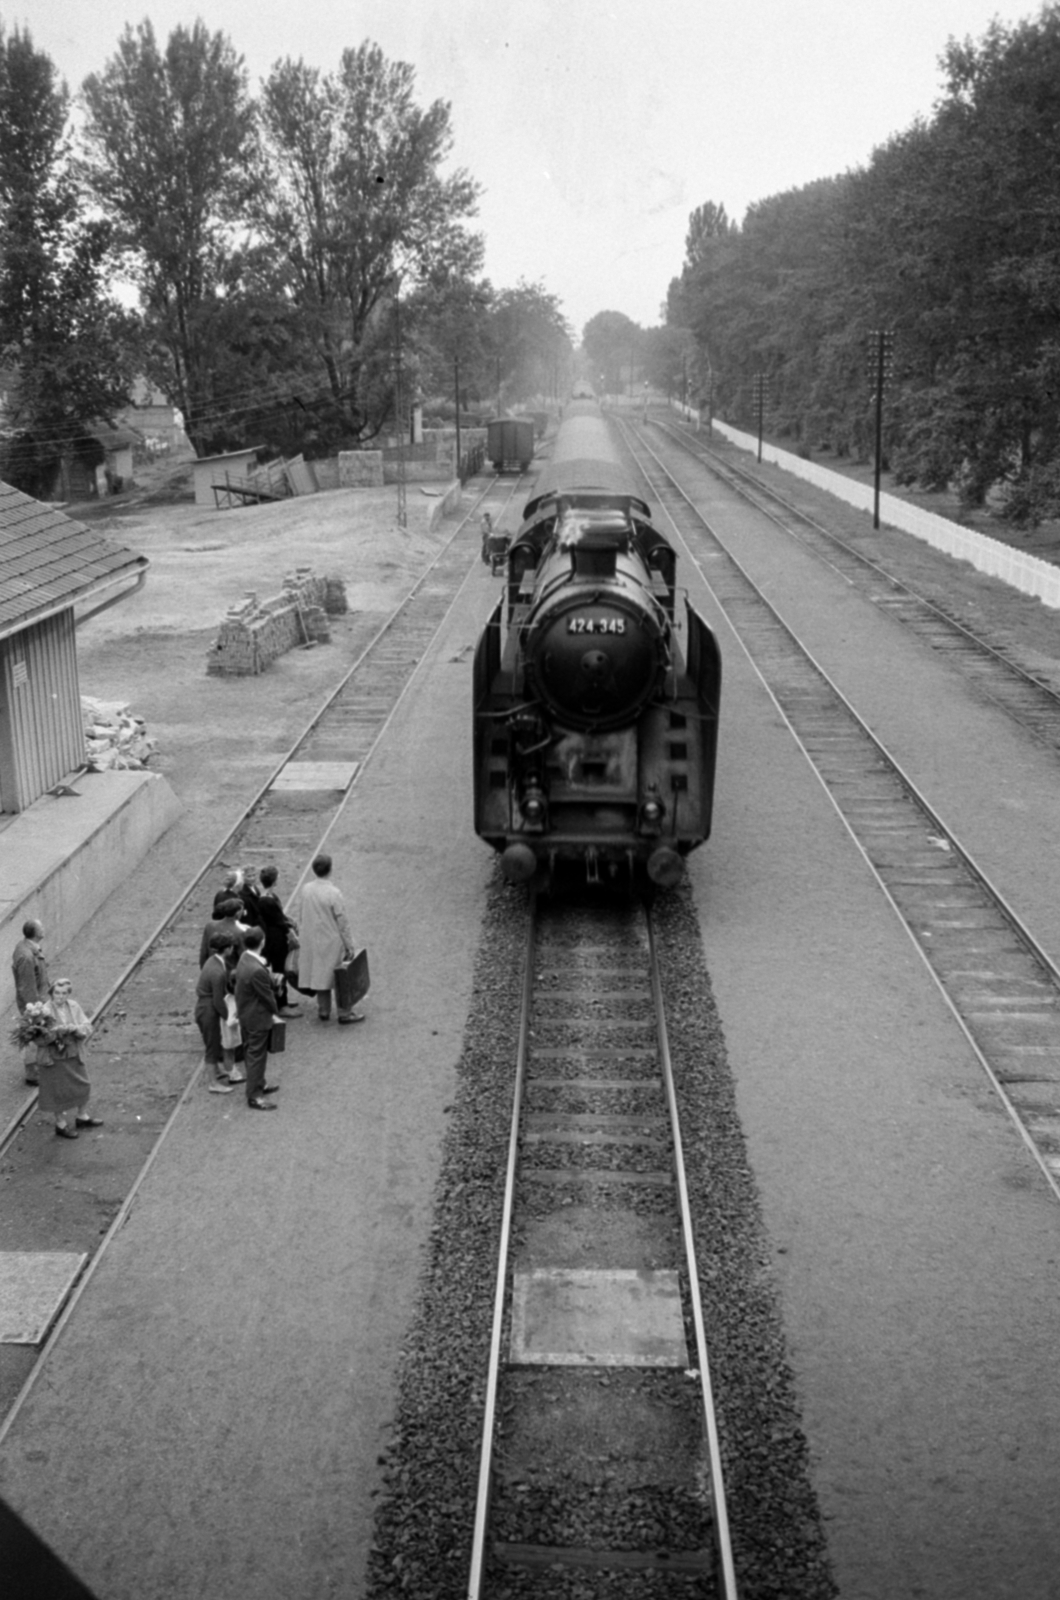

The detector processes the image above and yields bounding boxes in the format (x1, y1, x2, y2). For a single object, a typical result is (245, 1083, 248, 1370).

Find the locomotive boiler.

(473, 403, 721, 888)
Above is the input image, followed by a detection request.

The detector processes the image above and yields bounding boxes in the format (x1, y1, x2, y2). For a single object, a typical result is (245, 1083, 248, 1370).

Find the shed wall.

(0, 611, 83, 812)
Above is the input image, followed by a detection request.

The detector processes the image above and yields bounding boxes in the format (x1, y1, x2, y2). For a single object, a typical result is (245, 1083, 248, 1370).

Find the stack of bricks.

(206, 569, 349, 676)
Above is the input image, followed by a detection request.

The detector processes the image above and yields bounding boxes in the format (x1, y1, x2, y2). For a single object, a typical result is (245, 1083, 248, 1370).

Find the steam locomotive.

(473, 402, 721, 888)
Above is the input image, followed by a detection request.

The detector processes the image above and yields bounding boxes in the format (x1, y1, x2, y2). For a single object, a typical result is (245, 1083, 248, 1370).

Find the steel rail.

(467, 894, 537, 1599)
(652, 415, 1060, 710)
(646, 905, 739, 1600)
(620, 418, 1060, 1207)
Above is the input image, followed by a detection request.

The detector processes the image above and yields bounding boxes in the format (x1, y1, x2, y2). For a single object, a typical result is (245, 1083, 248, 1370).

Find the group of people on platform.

(10, 853, 364, 1133)
(195, 854, 363, 1112)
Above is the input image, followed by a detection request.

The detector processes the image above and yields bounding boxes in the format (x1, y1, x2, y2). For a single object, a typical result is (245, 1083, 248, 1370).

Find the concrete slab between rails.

(510, 1268, 687, 1367)
(0, 1253, 86, 1344)
(270, 760, 359, 792)
(0, 770, 182, 1014)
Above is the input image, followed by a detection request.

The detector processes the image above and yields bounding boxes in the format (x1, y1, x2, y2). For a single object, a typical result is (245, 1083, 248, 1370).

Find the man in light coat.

(293, 854, 361, 1023)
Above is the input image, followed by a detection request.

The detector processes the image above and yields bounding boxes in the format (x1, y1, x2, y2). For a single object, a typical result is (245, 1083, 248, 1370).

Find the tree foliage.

(489, 281, 571, 406)
(582, 310, 642, 394)
(80, 20, 259, 453)
(667, 5, 1060, 523)
(256, 43, 482, 443)
(4, 20, 571, 473)
(0, 22, 133, 493)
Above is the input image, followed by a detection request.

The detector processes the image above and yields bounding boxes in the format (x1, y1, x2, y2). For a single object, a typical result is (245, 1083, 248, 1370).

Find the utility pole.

(454, 350, 462, 478)
(752, 372, 769, 463)
(868, 329, 894, 530)
(393, 289, 407, 528)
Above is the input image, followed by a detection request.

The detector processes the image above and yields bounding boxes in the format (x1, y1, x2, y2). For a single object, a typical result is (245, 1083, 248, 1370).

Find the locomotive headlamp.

(521, 784, 547, 830)
(639, 796, 665, 834)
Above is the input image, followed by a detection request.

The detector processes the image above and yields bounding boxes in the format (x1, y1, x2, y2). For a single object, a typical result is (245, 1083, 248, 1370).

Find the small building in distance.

(118, 377, 192, 460)
(0, 480, 148, 812)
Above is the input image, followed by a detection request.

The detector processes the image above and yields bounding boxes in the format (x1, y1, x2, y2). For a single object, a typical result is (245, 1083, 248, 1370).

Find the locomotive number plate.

(567, 616, 626, 635)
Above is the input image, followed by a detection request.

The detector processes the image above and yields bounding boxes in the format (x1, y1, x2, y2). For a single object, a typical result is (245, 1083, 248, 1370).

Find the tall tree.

(412, 268, 493, 413)
(0, 23, 133, 494)
(80, 20, 258, 453)
(490, 280, 571, 405)
(257, 42, 482, 441)
(684, 200, 735, 268)
(582, 309, 641, 394)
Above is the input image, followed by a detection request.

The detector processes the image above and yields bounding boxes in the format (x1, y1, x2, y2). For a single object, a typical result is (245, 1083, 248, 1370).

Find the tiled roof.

(0, 480, 148, 640)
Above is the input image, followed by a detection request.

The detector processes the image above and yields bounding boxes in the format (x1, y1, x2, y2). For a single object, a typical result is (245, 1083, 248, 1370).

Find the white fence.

(690, 413, 1060, 611)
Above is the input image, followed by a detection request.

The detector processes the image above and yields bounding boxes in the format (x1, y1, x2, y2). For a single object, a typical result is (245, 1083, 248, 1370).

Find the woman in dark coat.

(256, 864, 300, 1015)
(195, 932, 237, 1092)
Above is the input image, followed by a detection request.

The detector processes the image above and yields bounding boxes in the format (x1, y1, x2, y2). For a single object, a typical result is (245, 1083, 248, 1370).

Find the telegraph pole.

(454, 351, 462, 477)
(868, 329, 894, 530)
(752, 372, 769, 463)
(393, 289, 407, 528)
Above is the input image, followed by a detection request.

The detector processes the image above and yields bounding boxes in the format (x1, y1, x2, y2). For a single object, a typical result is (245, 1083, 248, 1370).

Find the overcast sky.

(18, 0, 1041, 337)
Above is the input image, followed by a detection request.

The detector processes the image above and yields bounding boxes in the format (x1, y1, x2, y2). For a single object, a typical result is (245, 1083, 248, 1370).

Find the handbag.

(284, 944, 315, 995)
(268, 1020, 286, 1054)
(220, 994, 242, 1050)
(334, 947, 370, 1011)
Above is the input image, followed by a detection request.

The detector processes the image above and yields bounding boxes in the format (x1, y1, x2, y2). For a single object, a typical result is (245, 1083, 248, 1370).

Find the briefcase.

(268, 1020, 286, 1054)
(334, 947, 370, 1012)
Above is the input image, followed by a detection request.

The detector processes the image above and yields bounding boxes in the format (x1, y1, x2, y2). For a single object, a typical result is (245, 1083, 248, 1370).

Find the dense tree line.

(665, 8, 1060, 524)
(0, 19, 571, 491)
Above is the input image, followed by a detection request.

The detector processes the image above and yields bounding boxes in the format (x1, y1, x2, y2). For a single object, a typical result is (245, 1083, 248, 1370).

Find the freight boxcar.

(487, 418, 535, 472)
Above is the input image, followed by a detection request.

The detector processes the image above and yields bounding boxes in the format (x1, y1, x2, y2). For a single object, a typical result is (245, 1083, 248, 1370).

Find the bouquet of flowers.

(10, 1001, 56, 1049)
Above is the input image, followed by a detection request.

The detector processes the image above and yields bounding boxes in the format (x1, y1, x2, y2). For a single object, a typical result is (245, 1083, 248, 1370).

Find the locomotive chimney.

(571, 542, 618, 579)
(567, 514, 627, 579)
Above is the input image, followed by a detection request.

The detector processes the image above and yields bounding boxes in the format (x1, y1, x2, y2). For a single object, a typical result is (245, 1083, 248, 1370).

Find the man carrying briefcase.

(294, 854, 368, 1024)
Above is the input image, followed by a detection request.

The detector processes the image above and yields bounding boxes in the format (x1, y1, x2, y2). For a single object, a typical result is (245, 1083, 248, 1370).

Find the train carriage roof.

(522, 458, 650, 520)
(523, 409, 649, 519)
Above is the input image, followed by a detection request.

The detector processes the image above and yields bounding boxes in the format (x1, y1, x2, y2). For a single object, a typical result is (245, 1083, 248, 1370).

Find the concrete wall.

(0, 769, 183, 1014)
(428, 480, 464, 531)
(338, 451, 384, 488)
(704, 413, 1060, 612)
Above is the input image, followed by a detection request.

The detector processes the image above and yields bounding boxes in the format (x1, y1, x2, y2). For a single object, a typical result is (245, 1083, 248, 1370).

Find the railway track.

(618, 417, 1060, 1205)
(0, 468, 529, 1427)
(468, 892, 737, 1599)
(649, 415, 1060, 755)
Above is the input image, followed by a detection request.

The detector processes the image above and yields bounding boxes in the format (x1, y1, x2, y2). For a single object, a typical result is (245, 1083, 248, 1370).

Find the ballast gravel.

(365, 872, 837, 1599)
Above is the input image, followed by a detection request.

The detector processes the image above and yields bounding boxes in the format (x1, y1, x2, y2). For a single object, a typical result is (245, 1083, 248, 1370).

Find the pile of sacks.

(81, 696, 158, 771)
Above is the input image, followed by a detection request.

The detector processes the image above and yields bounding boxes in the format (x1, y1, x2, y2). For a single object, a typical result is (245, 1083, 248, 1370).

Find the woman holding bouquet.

(37, 979, 102, 1140)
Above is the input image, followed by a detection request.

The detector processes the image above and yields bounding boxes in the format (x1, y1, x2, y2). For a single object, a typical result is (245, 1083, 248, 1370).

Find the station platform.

(0, 770, 182, 1016)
